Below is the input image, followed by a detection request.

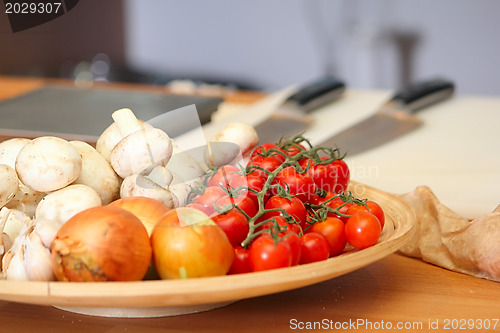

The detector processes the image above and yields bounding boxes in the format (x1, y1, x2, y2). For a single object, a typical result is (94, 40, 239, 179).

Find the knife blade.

(255, 76, 345, 144)
(319, 78, 455, 156)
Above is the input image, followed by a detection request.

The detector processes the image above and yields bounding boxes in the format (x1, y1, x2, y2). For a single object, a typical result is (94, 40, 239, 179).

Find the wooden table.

(1, 76, 499, 332)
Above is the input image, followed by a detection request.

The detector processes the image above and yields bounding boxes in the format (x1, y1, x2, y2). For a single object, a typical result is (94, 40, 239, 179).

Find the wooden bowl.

(0, 182, 415, 317)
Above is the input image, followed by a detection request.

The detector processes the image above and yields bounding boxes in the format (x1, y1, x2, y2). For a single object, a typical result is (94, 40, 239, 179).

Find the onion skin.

(51, 206, 152, 282)
(151, 208, 234, 279)
(108, 196, 170, 236)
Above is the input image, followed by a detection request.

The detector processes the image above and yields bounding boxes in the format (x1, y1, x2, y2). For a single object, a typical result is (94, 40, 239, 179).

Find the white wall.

(124, 0, 500, 96)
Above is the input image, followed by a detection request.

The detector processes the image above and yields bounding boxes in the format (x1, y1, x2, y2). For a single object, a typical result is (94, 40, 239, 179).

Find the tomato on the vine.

(248, 155, 282, 175)
(228, 246, 252, 274)
(344, 211, 381, 249)
(191, 186, 227, 215)
(249, 234, 292, 271)
(299, 158, 338, 194)
(280, 142, 306, 157)
(245, 172, 270, 206)
(211, 209, 250, 246)
(215, 195, 258, 218)
(299, 232, 330, 264)
(346, 200, 385, 228)
(327, 196, 352, 222)
(258, 215, 301, 235)
(251, 143, 286, 163)
(262, 195, 307, 228)
(309, 217, 346, 256)
(330, 159, 350, 193)
(274, 166, 317, 203)
(207, 165, 241, 188)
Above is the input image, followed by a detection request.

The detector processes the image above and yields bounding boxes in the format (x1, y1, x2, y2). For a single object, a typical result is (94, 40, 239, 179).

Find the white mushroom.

(0, 138, 31, 168)
(15, 136, 82, 192)
(109, 108, 174, 178)
(0, 165, 18, 208)
(70, 141, 121, 205)
(5, 182, 45, 218)
(120, 166, 179, 208)
(35, 184, 102, 225)
(96, 119, 153, 163)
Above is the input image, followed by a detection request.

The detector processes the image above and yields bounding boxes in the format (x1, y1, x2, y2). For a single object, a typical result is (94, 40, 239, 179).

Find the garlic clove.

(24, 233, 55, 281)
(4, 242, 29, 280)
(34, 218, 63, 248)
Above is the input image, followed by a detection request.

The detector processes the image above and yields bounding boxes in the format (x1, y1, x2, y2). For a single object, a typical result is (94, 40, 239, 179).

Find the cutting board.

(194, 88, 500, 219)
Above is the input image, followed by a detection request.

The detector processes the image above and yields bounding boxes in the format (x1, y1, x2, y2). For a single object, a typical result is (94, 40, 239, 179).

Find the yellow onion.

(108, 196, 170, 236)
(51, 206, 152, 282)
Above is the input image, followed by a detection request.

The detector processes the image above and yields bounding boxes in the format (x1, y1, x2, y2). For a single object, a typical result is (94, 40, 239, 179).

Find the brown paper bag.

(398, 186, 500, 282)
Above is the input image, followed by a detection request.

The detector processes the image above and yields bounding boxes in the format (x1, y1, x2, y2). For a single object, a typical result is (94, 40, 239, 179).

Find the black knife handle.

(390, 78, 455, 113)
(286, 76, 346, 112)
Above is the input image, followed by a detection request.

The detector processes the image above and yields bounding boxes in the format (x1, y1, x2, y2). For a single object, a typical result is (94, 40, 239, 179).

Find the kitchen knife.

(319, 78, 455, 156)
(255, 76, 345, 144)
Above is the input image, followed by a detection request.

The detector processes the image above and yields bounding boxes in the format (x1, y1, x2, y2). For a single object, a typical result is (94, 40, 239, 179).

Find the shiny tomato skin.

(211, 209, 250, 246)
(330, 159, 350, 193)
(281, 230, 301, 266)
(274, 166, 317, 203)
(299, 232, 330, 264)
(299, 158, 338, 194)
(257, 215, 302, 235)
(249, 234, 293, 272)
(249, 155, 283, 174)
(207, 165, 241, 188)
(310, 217, 347, 256)
(327, 196, 352, 223)
(262, 195, 307, 227)
(228, 246, 252, 275)
(344, 211, 381, 249)
(191, 186, 227, 215)
(215, 195, 258, 218)
(245, 173, 270, 207)
(251, 143, 286, 163)
(310, 191, 336, 206)
(346, 201, 385, 228)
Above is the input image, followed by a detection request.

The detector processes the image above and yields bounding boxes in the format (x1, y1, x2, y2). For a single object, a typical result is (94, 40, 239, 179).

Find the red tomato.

(262, 195, 307, 227)
(346, 201, 385, 228)
(211, 209, 250, 246)
(248, 155, 283, 174)
(274, 166, 317, 203)
(299, 232, 330, 264)
(228, 246, 252, 275)
(327, 196, 352, 222)
(258, 215, 302, 235)
(215, 195, 258, 218)
(309, 217, 347, 256)
(191, 186, 227, 215)
(280, 142, 306, 157)
(251, 143, 286, 163)
(309, 191, 336, 206)
(299, 158, 338, 193)
(330, 159, 350, 193)
(249, 234, 293, 271)
(344, 211, 381, 249)
(245, 173, 270, 207)
(207, 165, 240, 188)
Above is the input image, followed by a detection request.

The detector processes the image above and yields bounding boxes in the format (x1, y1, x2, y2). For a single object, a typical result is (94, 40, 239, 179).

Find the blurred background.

(1, 0, 499, 95)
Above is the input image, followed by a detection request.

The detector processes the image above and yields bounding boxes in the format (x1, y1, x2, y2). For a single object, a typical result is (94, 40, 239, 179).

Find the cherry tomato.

(191, 186, 227, 215)
(262, 195, 307, 227)
(309, 191, 336, 206)
(207, 165, 241, 188)
(327, 196, 352, 222)
(245, 173, 270, 206)
(211, 209, 250, 246)
(344, 211, 381, 249)
(248, 155, 283, 174)
(215, 195, 258, 218)
(330, 159, 350, 193)
(309, 217, 347, 256)
(249, 234, 292, 271)
(252, 143, 286, 163)
(281, 230, 301, 266)
(299, 158, 338, 193)
(299, 232, 330, 264)
(274, 166, 317, 203)
(228, 246, 252, 275)
(258, 215, 302, 235)
(280, 142, 306, 157)
(346, 201, 385, 228)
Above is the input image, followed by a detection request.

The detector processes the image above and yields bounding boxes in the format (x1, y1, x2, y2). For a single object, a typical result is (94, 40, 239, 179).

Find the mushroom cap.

(96, 120, 153, 163)
(0, 164, 19, 208)
(70, 141, 121, 205)
(0, 138, 31, 168)
(15, 136, 82, 193)
(120, 174, 178, 209)
(35, 184, 102, 225)
(110, 128, 173, 178)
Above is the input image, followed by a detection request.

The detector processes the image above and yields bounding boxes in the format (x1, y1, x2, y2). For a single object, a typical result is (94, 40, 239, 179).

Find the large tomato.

(211, 209, 250, 246)
(344, 211, 381, 249)
(274, 166, 317, 203)
(151, 208, 234, 279)
(262, 195, 307, 228)
(249, 234, 292, 271)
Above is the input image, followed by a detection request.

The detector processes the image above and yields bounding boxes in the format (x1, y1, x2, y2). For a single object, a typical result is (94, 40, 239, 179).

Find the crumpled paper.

(398, 186, 500, 282)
